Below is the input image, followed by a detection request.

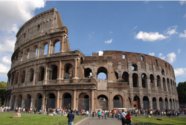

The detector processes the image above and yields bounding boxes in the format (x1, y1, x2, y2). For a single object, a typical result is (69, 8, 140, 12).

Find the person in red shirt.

(125, 111, 131, 125)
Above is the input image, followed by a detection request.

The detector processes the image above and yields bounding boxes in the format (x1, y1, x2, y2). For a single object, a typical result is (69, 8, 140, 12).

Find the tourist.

(97, 110, 102, 119)
(120, 109, 126, 125)
(67, 110, 75, 125)
(125, 111, 131, 125)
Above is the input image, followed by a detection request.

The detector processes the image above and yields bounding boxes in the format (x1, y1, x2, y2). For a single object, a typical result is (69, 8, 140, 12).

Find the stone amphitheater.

(6, 8, 179, 112)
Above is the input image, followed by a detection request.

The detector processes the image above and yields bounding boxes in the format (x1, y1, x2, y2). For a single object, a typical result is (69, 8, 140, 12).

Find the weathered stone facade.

(7, 8, 179, 112)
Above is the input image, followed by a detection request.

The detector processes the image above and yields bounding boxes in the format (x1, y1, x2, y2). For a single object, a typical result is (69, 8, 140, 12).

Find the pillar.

(156, 97, 160, 110)
(72, 90, 77, 110)
(56, 91, 60, 108)
(44, 65, 48, 85)
(73, 58, 79, 79)
(91, 90, 95, 112)
(58, 61, 62, 80)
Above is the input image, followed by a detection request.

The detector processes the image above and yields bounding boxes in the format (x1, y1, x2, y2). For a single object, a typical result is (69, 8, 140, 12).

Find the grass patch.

(0, 112, 84, 125)
(131, 116, 186, 125)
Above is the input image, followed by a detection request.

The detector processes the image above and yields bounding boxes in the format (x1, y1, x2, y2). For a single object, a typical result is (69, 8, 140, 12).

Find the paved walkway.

(76, 117, 121, 125)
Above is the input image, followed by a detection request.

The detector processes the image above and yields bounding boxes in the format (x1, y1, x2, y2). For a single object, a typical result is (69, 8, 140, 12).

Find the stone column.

(44, 65, 48, 85)
(56, 91, 60, 108)
(147, 77, 151, 91)
(61, 63, 64, 80)
(108, 92, 113, 110)
(21, 97, 25, 108)
(91, 90, 95, 112)
(33, 67, 36, 85)
(140, 96, 143, 110)
(156, 97, 160, 110)
(31, 97, 35, 110)
(138, 73, 142, 89)
(58, 61, 62, 80)
(73, 90, 77, 110)
(73, 58, 79, 79)
(42, 94, 46, 112)
(149, 96, 153, 110)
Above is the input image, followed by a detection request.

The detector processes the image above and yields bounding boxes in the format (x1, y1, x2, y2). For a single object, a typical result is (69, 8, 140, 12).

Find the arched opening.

(152, 97, 157, 110)
(84, 68, 92, 78)
(161, 69, 165, 75)
(97, 67, 108, 80)
(17, 95, 22, 108)
(25, 94, 31, 111)
(131, 64, 138, 71)
(50, 65, 58, 80)
(11, 95, 16, 109)
(21, 70, 25, 83)
(54, 40, 61, 53)
(47, 93, 56, 109)
(157, 75, 161, 88)
(165, 98, 168, 110)
(36, 93, 42, 111)
(44, 43, 48, 55)
(113, 95, 123, 108)
(97, 95, 108, 110)
(159, 98, 164, 111)
(133, 73, 138, 87)
(141, 73, 147, 88)
(29, 68, 34, 82)
(143, 96, 149, 110)
(133, 96, 140, 109)
(38, 66, 45, 81)
(62, 93, 72, 110)
(150, 74, 155, 87)
(78, 93, 89, 111)
(64, 63, 73, 79)
(35, 46, 39, 57)
(167, 79, 170, 91)
(15, 72, 19, 84)
(170, 99, 172, 110)
(122, 72, 129, 82)
(115, 71, 119, 80)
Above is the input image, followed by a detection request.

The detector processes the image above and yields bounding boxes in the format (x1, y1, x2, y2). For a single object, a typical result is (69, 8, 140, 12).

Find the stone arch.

(97, 95, 108, 110)
(161, 69, 165, 75)
(36, 93, 42, 111)
(84, 68, 92, 78)
(133, 73, 138, 87)
(25, 94, 32, 111)
(38, 66, 45, 81)
(64, 63, 73, 79)
(43, 43, 48, 55)
(62, 93, 72, 110)
(122, 72, 129, 82)
(150, 74, 155, 87)
(157, 75, 161, 88)
(97, 67, 108, 80)
(159, 97, 164, 111)
(133, 95, 140, 109)
(78, 93, 89, 111)
(169, 99, 172, 110)
(152, 97, 157, 110)
(29, 68, 34, 82)
(113, 95, 123, 108)
(141, 73, 147, 88)
(115, 71, 119, 80)
(17, 95, 22, 108)
(143, 96, 149, 110)
(53, 39, 61, 53)
(47, 93, 56, 109)
(15, 72, 19, 84)
(21, 70, 26, 83)
(131, 64, 138, 71)
(11, 95, 16, 109)
(49, 64, 58, 80)
(167, 78, 170, 91)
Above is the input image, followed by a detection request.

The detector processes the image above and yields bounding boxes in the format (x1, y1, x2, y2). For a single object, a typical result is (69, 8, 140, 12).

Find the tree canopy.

(177, 81, 186, 104)
(0, 81, 7, 88)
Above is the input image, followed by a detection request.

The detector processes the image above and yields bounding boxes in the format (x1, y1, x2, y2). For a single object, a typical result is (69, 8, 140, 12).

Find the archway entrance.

(113, 95, 123, 108)
(47, 93, 56, 109)
(78, 93, 89, 111)
(133, 96, 140, 109)
(143, 96, 149, 110)
(36, 94, 42, 111)
(62, 93, 72, 110)
(97, 95, 108, 110)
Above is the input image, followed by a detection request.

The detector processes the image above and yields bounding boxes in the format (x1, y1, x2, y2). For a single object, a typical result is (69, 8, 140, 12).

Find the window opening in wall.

(141, 73, 147, 88)
(84, 68, 92, 78)
(122, 72, 129, 82)
(78, 93, 89, 111)
(122, 54, 126, 59)
(35, 47, 39, 57)
(37, 24, 40, 31)
(97, 67, 107, 80)
(143, 96, 149, 110)
(30, 69, 34, 82)
(62, 93, 72, 110)
(50, 65, 58, 80)
(21, 70, 25, 83)
(159, 98, 163, 110)
(163, 78, 166, 91)
(131, 64, 138, 71)
(133, 96, 140, 109)
(44, 43, 48, 55)
(155, 59, 158, 66)
(115, 71, 119, 80)
(54, 40, 61, 53)
(64, 63, 73, 79)
(152, 97, 157, 110)
(140, 56, 144, 61)
(150, 74, 154, 87)
(157, 75, 161, 87)
(161, 69, 165, 75)
(113, 95, 123, 108)
(38, 67, 45, 81)
(133, 73, 138, 87)
(47, 93, 56, 109)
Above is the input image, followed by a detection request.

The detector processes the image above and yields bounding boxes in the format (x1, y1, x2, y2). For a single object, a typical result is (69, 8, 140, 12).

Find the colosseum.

(6, 8, 179, 112)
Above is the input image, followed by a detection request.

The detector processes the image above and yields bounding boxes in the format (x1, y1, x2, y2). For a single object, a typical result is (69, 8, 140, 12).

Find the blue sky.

(0, 1, 186, 84)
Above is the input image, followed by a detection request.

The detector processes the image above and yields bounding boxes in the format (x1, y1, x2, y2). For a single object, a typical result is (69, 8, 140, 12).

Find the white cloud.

(166, 52, 176, 63)
(177, 49, 181, 54)
(174, 68, 186, 77)
(158, 52, 176, 64)
(179, 30, 186, 38)
(180, 1, 186, 5)
(166, 26, 177, 35)
(148, 52, 155, 56)
(135, 31, 167, 42)
(0, 63, 9, 74)
(2, 56, 11, 65)
(104, 38, 113, 44)
(0, 36, 15, 52)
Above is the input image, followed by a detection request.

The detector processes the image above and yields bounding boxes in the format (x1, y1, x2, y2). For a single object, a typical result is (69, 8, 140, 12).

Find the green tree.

(0, 81, 7, 106)
(177, 81, 186, 104)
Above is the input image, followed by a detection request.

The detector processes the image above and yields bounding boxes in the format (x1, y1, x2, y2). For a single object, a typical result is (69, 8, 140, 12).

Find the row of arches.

(10, 93, 178, 111)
